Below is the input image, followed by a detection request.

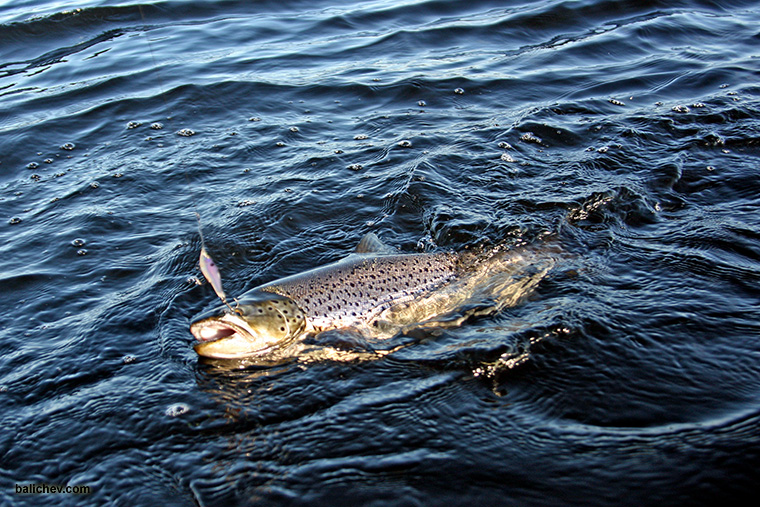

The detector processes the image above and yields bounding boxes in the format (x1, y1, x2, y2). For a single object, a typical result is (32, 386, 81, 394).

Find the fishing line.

(138, 6, 232, 311)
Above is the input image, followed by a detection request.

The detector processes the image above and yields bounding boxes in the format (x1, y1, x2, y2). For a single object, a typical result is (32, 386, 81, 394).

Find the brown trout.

(190, 233, 557, 359)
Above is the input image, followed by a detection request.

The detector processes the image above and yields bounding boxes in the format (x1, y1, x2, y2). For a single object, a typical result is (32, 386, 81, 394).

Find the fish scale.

(259, 252, 460, 329)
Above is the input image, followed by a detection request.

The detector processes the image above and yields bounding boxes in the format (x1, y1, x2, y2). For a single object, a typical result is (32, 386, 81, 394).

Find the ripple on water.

(0, 0, 759, 505)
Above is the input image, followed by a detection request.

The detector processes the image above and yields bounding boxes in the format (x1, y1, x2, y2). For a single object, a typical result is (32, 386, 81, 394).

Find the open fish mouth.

(190, 318, 243, 343)
(190, 314, 272, 358)
(189, 293, 309, 358)
(190, 316, 251, 342)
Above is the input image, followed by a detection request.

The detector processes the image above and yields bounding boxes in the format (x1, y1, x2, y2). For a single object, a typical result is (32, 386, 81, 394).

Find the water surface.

(1, 0, 760, 505)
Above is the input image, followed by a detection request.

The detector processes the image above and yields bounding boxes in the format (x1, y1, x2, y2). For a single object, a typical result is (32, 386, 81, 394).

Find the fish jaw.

(190, 292, 308, 359)
(191, 314, 266, 359)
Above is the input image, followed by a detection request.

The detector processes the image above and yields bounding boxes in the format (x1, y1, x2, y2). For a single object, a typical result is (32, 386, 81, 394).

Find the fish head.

(190, 291, 307, 358)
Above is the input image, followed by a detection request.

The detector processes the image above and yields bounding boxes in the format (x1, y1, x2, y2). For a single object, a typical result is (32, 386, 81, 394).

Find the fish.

(190, 233, 558, 360)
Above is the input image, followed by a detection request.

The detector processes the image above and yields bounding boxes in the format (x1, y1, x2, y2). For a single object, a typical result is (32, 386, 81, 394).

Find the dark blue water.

(2, 0, 760, 505)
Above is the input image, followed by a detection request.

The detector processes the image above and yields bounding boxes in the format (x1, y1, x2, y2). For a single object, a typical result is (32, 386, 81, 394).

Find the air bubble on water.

(26, 162, 39, 169)
(71, 238, 86, 247)
(348, 164, 363, 171)
(608, 98, 625, 106)
(77, 249, 87, 256)
(334, 149, 344, 154)
(520, 132, 542, 144)
(397, 140, 412, 148)
(127, 121, 142, 129)
(454, 88, 464, 95)
(417, 100, 426, 107)
(61, 142, 75, 150)
(122, 355, 137, 364)
(498, 141, 513, 149)
(597, 146, 609, 153)
(165, 403, 190, 417)
(671, 105, 690, 113)
(289, 126, 299, 132)
(249, 117, 261, 122)
(177, 129, 195, 137)
(30, 174, 41, 181)
(150, 122, 163, 130)
(276, 141, 286, 147)
(500, 153, 515, 162)
(9, 217, 21, 224)
(354, 134, 368, 140)
(44, 158, 53, 164)
(90, 181, 99, 189)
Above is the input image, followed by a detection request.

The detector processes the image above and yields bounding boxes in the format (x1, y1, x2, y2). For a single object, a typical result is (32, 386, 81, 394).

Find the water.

(1, 0, 759, 505)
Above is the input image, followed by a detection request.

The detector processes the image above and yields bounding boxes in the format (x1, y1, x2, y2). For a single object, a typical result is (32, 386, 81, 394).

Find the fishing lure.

(196, 213, 236, 312)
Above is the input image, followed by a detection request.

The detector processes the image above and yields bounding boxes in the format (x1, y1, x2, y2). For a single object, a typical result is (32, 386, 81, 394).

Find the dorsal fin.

(355, 233, 395, 254)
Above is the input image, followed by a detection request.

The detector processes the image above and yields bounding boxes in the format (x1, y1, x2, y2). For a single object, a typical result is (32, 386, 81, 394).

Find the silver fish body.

(257, 250, 459, 333)
(190, 233, 557, 359)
